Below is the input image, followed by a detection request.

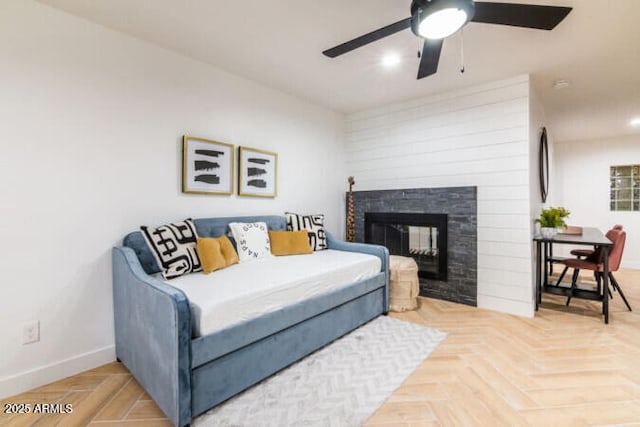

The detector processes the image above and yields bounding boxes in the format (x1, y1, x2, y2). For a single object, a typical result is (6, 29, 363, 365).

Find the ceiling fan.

(323, 0, 572, 79)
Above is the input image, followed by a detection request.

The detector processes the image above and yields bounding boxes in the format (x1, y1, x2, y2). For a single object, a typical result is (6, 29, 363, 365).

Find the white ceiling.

(37, 0, 640, 142)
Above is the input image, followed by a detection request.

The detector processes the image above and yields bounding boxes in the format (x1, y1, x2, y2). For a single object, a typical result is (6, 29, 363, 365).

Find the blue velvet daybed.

(111, 215, 389, 426)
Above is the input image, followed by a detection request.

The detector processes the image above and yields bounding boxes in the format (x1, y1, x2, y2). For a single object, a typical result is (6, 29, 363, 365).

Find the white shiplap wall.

(345, 75, 534, 316)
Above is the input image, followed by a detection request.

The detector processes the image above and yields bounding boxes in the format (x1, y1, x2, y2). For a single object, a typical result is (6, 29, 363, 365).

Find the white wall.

(0, 0, 345, 398)
(555, 135, 640, 268)
(345, 75, 534, 317)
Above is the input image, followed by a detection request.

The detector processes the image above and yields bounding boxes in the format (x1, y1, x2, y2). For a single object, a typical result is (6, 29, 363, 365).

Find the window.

(610, 165, 640, 211)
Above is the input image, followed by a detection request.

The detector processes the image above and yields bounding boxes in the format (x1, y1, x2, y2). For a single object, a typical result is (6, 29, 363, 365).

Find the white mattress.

(163, 249, 381, 337)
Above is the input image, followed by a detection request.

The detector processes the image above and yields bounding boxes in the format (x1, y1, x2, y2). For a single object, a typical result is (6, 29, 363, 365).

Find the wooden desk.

(533, 227, 613, 323)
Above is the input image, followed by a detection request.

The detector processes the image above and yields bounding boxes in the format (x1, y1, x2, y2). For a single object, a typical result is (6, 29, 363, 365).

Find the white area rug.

(194, 315, 447, 427)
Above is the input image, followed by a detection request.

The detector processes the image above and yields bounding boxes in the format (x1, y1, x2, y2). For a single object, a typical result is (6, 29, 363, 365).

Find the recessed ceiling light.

(382, 53, 400, 68)
(630, 117, 640, 128)
(553, 79, 570, 90)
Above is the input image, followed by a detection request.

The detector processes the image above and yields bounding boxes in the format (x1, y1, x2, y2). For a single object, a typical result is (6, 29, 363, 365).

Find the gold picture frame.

(182, 135, 234, 195)
(238, 146, 278, 198)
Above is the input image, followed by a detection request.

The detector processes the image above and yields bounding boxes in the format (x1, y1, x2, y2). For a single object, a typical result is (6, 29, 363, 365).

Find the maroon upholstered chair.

(563, 227, 630, 310)
(569, 224, 623, 259)
(554, 225, 623, 285)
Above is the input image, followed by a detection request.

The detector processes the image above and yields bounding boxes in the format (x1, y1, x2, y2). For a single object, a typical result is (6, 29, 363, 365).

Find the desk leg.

(603, 247, 610, 324)
(536, 241, 542, 310)
(543, 242, 550, 290)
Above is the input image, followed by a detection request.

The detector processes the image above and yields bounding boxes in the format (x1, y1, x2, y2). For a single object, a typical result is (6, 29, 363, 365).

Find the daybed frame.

(112, 215, 389, 426)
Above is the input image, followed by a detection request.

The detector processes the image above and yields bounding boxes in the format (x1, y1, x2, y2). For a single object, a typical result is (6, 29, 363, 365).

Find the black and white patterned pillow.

(140, 219, 202, 279)
(285, 212, 327, 251)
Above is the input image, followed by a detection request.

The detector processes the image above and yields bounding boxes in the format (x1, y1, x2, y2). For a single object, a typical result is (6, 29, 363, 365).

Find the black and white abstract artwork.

(182, 136, 234, 195)
(238, 146, 278, 197)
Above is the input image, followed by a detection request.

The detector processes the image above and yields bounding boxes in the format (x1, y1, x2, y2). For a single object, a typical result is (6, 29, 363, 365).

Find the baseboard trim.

(478, 294, 535, 318)
(0, 345, 115, 399)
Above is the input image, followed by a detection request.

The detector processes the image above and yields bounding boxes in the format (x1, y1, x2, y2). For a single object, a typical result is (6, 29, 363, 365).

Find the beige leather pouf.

(389, 255, 419, 312)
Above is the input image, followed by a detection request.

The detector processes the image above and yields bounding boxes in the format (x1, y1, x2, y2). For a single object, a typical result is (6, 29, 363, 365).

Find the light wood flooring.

(2, 269, 640, 426)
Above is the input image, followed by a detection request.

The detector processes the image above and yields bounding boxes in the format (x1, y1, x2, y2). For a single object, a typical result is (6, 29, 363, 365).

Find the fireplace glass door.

(365, 212, 447, 281)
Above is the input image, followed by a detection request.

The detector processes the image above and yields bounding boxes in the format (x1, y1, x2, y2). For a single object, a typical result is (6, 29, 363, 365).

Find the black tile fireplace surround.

(350, 187, 477, 306)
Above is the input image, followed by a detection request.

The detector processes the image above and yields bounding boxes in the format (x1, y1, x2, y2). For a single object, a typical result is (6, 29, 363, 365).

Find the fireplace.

(350, 186, 477, 306)
(365, 212, 448, 281)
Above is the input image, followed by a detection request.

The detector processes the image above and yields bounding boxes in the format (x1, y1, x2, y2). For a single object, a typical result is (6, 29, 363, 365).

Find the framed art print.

(182, 135, 234, 195)
(238, 146, 278, 197)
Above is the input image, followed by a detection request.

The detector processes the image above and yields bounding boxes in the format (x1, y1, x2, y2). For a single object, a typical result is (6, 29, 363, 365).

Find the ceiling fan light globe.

(410, 0, 474, 38)
(418, 8, 468, 39)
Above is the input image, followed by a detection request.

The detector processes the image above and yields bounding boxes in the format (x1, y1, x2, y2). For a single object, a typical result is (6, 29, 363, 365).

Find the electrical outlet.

(22, 321, 40, 345)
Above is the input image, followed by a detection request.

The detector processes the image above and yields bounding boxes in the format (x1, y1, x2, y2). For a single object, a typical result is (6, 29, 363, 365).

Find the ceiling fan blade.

(471, 2, 572, 30)
(323, 17, 412, 58)
(417, 38, 443, 79)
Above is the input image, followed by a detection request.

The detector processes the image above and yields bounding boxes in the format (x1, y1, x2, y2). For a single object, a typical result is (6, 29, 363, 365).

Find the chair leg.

(554, 265, 569, 286)
(566, 268, 580, 306)
(603, 271, 613, 299)
(610, 272, 632, 311)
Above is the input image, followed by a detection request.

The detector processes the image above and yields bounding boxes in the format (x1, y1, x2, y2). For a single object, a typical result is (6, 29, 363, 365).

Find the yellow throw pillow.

(269, 230, 313, 256)
(196, 238, 226, 274)
(217, 235, 239, 266)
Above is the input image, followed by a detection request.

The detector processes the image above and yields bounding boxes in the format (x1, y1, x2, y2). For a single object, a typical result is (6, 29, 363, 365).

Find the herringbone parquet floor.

(2, 269, 639, 426)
